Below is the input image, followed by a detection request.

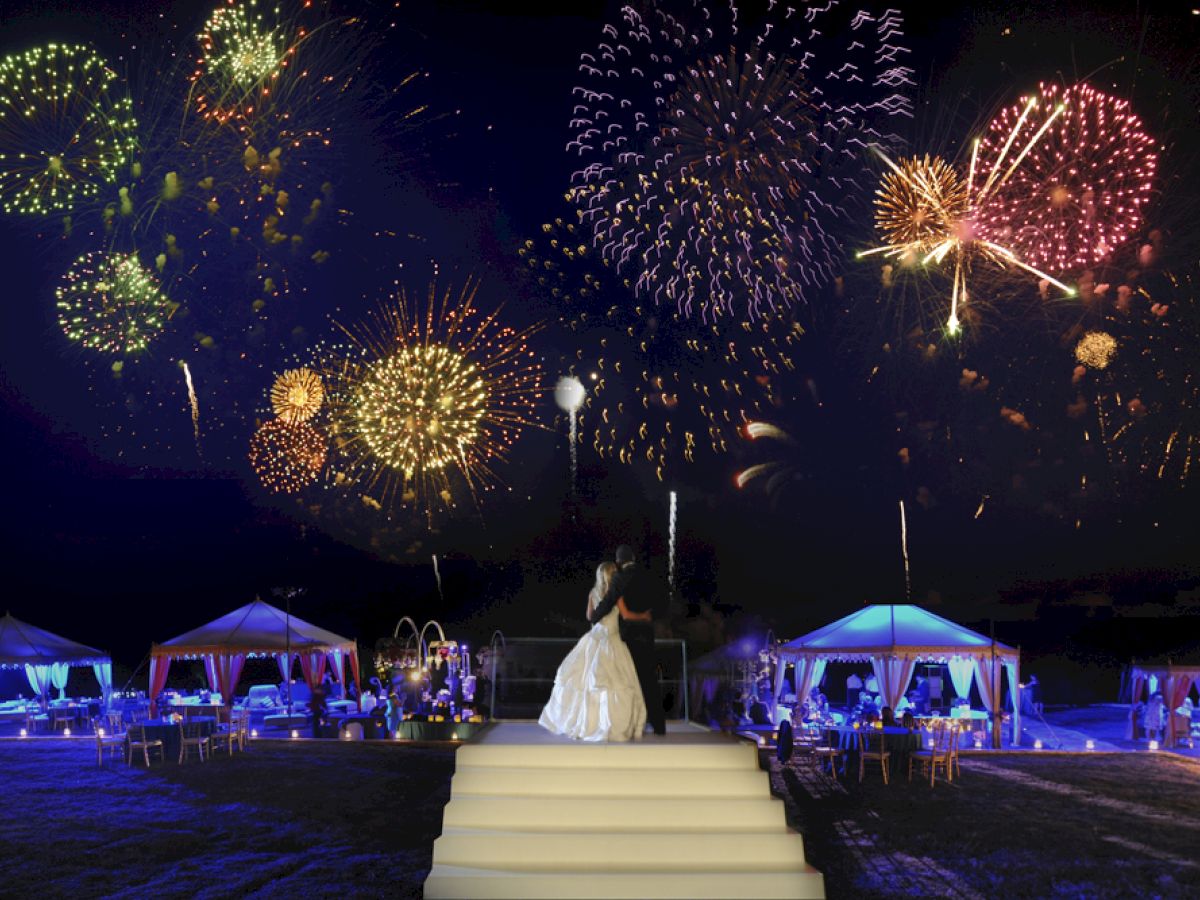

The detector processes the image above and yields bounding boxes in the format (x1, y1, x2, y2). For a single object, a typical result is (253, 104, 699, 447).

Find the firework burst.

(1102, 270, 1200, 486)
(248, 417, 327, 493)
(56, 251, 174, 355)
(974, 82, 1158, 274)
(271, 366, 324, 424)
(568, 1, 913, 323)
(0, 43, 138, 217)
(321, 278, 544, 513)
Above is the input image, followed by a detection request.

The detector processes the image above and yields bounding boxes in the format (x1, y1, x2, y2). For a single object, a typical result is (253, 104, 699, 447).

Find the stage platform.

(423, 721, 825, 899)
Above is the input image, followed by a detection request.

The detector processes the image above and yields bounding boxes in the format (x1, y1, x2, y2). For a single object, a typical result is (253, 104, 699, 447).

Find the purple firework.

(567, 0, 913, 323)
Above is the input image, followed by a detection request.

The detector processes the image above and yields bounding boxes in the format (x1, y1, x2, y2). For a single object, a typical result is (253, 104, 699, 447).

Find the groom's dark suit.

(590, 563, 665, 735)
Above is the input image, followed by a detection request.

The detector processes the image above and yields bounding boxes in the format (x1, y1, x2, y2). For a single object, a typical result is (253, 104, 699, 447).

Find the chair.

(909, 721, 955, 787)
(127, 723, 165, 767)
(93, 717, 124, 766)
(858, 728, 892, 785)
(179, 721, 210, 763)
(210, 709, 238, 756)
(105, 711, 125, 735)
(25, 708, 50, 735)
(810, 728, 847, 780)
(51, 706, 77, 733)
(949, 722, 964, 780)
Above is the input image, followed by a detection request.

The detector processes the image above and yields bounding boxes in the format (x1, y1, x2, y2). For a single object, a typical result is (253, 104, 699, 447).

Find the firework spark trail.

(569, 406, 579, 498)
(668, 490, 678, 594)
(432, 554, 444, 604)
(899, 499, 911, 601)
(181, 361, 202, 458)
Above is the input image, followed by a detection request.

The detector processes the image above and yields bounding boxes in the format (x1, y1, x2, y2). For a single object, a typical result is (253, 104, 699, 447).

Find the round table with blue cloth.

(822, 725, 921, 778)
(130, 717, 217, 761)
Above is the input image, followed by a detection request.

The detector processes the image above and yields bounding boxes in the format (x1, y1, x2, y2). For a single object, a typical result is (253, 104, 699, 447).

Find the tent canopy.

(692, 636, 769, 673)
(0, 611, 110, 669)
(778, 604, 1017, 662)
(152, 599, 356, 658)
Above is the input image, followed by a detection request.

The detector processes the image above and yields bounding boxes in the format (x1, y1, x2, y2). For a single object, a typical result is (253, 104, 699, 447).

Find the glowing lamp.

(250, 729, 258, 739)
(98, 728, 106, 737)
(394, 730, 401, 740)
(554, 376, 586, 412)
(1149, 740, 1159, 752)
(451, 732, 458, 741)
(757, 736, 766, 747)
(1033, 739, 1043, 750)
(19, 728, 26, 738)
(63, 728, 71, 737)
(291, 729, 299, 740)
(973, 738, 983, 750)
(927, 739, 935, 749)
(342, 730, 350, 740)
(1085, 740, 1095, 751)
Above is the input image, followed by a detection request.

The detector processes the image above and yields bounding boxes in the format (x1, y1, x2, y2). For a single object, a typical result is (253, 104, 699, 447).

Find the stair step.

(432, 828, 810, 871)
(450, 765, 771, 798)
(454, 740, 757, 771)
(441, 795, 788, 832)
(423, 864, 826, 899)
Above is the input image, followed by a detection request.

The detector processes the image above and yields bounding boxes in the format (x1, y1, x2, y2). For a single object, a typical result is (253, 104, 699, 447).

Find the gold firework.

(323, 277, 543, 513)
(270, 367, 324, 424)
(874, 155, 967, 254)
(1074, 331, 1116, 370)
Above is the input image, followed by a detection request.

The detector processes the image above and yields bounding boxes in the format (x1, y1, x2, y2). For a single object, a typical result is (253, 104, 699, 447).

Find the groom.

(589, 544, 666, 736)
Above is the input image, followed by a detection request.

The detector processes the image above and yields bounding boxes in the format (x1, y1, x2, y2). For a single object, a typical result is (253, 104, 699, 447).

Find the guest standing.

(846, 672, 863, 708)
(385, 692, 403, 736)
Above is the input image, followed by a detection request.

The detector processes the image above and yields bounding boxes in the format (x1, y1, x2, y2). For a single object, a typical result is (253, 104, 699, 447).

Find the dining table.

(130, 716, 218, 761)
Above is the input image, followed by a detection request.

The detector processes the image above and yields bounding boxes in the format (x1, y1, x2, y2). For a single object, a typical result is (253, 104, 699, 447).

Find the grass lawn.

(771, 750, 1200, 899)
(6, 734, 1198, 899)
(0, 739, 455, 899)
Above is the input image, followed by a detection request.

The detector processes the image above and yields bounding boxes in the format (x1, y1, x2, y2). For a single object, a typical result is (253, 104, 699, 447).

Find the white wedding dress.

(538, 601, 647, 742)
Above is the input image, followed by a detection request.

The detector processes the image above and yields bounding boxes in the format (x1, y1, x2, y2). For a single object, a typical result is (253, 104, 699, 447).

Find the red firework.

(973, 82, 1157, 273)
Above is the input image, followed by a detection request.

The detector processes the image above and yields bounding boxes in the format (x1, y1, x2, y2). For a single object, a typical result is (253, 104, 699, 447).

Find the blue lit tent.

(0, 612, 113, 704)
(776, 604, 1020, 747)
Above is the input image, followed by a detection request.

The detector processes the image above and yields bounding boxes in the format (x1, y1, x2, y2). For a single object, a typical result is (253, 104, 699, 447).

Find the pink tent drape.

(1127, 672, 1147, 739)
(348, 649, 361, 711)
(298, 651, 327, 691)
(1167, 674, 1195, 747)
(327, 649, 344, 683)
(204, 657, 218, 693)
(871, 657, 916, 710)
(149, 656, 171, 716)
(212, 653, 245, 707)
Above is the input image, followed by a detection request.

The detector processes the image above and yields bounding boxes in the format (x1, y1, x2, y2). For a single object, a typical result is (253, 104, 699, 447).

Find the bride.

(538, 562, 649, 742)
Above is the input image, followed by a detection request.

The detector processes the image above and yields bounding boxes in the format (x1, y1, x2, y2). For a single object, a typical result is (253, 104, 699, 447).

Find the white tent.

(149, 599, 359, 714)
(0, 612, 112, 703)
(776, 604, 1020, 747)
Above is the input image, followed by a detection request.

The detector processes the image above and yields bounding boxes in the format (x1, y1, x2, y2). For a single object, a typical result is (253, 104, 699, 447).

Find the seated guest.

(880, 706, 897, 728)
(915, 676, 931, 715)
(749, 699, 771, 726)
(901, 711, 916, 731)
(863, 710, 880, 725)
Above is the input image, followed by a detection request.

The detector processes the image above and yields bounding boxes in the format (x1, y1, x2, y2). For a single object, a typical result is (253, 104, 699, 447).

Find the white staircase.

(423, 722, 824, 899)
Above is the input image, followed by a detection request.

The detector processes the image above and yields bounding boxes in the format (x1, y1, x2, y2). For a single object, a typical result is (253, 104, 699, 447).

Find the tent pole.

(990, 621, 1000, 749)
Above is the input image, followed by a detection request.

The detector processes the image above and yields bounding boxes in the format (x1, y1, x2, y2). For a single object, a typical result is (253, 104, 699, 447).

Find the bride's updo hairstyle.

(589, 561, 618, 610)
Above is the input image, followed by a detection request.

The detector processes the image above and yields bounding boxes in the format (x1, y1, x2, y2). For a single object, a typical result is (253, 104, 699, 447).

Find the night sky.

(1, 0, 1198, 690)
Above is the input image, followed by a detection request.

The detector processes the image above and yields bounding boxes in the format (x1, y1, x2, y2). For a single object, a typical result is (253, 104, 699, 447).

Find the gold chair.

(51, 706, 76, 733)
(234, 710, 251, 751)
(179, 721, 210, 763)
(909, 720, 955, 787)
(811, 728, 847, 780)
(858, 728, 892, 785)
(949, 722, 964, 780)
(93, 717, 124, 766)
(25, 708, 49, 735)
(105, 711, 124, 735)
(127, 723, 165, 767)
(210, 709, 238, 756)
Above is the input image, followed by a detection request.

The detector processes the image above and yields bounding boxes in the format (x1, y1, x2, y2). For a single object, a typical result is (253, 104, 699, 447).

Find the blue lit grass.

(0, 740, 454, 898)
(774, 750, 1200, 899)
